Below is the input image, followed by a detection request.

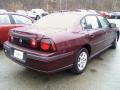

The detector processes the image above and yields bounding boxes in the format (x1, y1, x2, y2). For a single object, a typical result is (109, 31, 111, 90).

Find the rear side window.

(97, 16, 110, 28)
(0, 15, 11, 24)
(81, 18, 87, 29)
(12, 15, 32, 24)
(85, 16, 99, 29)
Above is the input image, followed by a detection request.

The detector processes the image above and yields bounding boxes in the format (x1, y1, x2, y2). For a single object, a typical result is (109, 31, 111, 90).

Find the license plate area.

(13, 50, 25, 62)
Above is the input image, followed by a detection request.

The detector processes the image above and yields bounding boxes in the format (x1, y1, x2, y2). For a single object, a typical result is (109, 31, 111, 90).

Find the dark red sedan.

(4, 12, 119, 74)
(0, 12, 34, 46)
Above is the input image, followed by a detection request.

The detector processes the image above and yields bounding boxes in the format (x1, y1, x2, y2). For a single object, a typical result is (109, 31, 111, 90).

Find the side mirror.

(110, 23, 116, 28)
(32, 20, 34, 23)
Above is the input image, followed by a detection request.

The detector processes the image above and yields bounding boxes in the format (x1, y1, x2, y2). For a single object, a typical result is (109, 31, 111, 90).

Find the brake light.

(9, 36, 14, 42)
(40, 39, 56, 51)
(40, 39, 50, 51)
(30, 38, 37, 48)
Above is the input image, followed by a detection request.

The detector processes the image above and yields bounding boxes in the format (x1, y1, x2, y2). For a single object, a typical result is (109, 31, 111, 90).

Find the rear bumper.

(4, 41, 74, 73)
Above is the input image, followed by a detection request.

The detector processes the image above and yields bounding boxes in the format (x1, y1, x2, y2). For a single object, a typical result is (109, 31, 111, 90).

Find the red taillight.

(40, 39, 50, 51)
(29, 38, 57, 52)
(40, 39, 56, 51)
(30, 38, 37, 48)
(9, 36, 14, 42)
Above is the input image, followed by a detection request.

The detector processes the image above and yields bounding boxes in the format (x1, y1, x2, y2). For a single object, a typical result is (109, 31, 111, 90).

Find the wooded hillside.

(0, 0, 120, 11)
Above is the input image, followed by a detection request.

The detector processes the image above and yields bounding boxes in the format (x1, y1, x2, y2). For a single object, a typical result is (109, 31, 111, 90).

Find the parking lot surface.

(0, 41, 120, 90)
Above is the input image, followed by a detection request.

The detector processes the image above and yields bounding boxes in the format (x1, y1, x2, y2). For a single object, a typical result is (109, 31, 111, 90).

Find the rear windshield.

(33, 13, 80, 29)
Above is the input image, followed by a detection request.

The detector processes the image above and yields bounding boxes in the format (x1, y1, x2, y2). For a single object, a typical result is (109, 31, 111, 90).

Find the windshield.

(33, 13, 80, 29)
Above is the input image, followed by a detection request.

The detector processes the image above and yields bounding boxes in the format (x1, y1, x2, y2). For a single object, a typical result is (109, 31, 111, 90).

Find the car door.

(84, 15, 106, 55)
(0, 14, 17, 43)
(97, 16, 116, 47)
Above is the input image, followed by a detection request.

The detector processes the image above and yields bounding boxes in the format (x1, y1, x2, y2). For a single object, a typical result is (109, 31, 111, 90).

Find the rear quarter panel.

(48, 30, 89, 53)
(0, 24, 24, 43)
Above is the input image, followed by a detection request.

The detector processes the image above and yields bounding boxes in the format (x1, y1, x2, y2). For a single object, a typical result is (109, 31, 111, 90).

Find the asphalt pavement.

(0, 41, 120, 90)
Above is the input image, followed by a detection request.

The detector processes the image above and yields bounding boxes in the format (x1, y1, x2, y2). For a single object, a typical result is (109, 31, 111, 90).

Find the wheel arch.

(81, 44, 91, 56)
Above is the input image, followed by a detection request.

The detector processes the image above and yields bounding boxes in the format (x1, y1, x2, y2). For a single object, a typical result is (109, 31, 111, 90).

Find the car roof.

(0, 12, 32, 19)
(0, 12, 24, 15)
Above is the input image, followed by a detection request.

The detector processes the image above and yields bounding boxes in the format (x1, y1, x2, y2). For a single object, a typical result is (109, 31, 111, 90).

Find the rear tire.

(71, 48, 89, 74)
(111, 36, 117, 49)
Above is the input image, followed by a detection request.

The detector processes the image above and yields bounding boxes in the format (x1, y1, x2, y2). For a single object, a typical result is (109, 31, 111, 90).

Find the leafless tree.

(0, 0, 120, 12)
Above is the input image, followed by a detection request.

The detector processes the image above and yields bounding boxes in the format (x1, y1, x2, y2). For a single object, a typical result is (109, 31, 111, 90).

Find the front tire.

(0, 41, 3, 50)
(71, 48, 89, 74)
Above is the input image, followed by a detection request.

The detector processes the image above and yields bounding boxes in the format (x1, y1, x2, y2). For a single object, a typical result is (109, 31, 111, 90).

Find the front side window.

(97, 16, 110, 28)
(85, 16, 99, 29)
(0, 15, 11, 24)
(12, 15, 32, 24)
